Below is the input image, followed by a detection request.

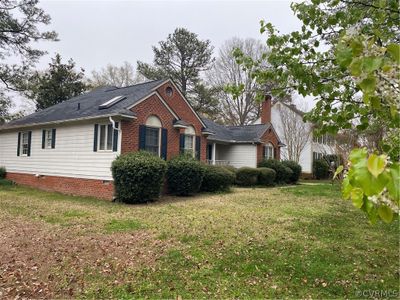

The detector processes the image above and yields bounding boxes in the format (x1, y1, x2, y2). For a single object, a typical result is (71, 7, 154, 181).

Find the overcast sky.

(36, 0, 300, 71)
(15, 0, 309, 112)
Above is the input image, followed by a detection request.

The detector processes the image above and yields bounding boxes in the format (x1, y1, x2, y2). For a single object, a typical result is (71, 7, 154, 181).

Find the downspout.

(109, 116, 120, 132)
(109, 116, 121, 203)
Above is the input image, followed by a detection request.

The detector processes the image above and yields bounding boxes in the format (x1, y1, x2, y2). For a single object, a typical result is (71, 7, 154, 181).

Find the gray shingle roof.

(2, 79, 166, 129)
(202, 118, 271, 143)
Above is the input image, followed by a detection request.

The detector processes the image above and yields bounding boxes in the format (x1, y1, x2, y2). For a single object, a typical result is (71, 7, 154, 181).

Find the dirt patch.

(0, 218, 171, 299)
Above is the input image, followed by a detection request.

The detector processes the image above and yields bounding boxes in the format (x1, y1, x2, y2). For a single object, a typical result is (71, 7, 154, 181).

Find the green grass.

(0, 183, 398, 299)
(104, 219, 145, 232)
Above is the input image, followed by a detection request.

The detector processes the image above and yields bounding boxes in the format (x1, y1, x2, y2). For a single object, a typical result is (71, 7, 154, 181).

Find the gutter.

(0, 113, 136, 132)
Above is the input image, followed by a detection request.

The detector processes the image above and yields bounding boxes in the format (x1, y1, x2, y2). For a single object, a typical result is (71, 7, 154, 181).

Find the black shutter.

(27, 131, 32, 157)
(113, 122, 119, 152)
(93, 124, 98, 152)
(161, 128, 168, 160)
(263, 146, 266, 158)
(139, 125, 146, 150)
(42, 130, 46, 149)
(179, 134, 185, 154)
(51, 129, 56, 149)
(195, 136, 201, 160)
(17, 132, 21, 156)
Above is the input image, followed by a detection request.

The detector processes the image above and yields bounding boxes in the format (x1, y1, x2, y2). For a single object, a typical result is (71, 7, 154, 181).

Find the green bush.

(236, 167, 260, 186)
(167, 155, 204, 196)
(222, 165, 237, 175)
(282, 160, 302, 183)
(0, 167, 5, 179)
(313, 159, 330, 179)
(201, 165, 235, 192)
(282, 166, 294, 184)
(258, 159, 288, 183)
(111, 151, 167, 204)
(257, 167, 276, 186)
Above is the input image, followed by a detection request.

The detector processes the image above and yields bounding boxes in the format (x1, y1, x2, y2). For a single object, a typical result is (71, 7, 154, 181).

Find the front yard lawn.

(0, 182, 398, 299)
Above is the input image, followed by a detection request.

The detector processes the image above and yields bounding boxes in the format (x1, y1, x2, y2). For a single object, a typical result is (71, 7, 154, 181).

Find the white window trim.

(145, 125, 162, 157)
(44, 129, 53, 149)
(97, 123, 114, 152)
(20, 131, 29, 157)
(183, 134, 196, 157)
(264, 143, 274, 160)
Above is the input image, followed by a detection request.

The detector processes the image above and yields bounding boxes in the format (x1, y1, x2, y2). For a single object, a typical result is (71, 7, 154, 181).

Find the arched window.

(183, 125, 196, 156)
(264, 142, 274, 159)
(144, 116, 162, 156)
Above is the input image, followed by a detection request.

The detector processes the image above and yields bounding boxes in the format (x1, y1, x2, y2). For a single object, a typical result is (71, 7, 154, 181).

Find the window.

(21, 132, 29, 156)
(183, 126, 196, 156)
(144, 116, 162, 156)
(98, 124, 113, 151)
(313, 152, 323, 161)
(42, 129, 56, 149)
(145, 127, 160, 155)
(264, 143, 274, 159)
(165, 86, 173, 97)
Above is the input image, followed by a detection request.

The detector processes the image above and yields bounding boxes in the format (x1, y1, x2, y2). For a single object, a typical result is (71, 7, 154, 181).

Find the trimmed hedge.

(201, 165, 235, 192)
(0, 167, 5, 179)
(111, 151, 167, 204)
(313, 159, 330, 179)
(282, 160, 302, 183)
(222, 165, 237, 175)
(236, 167, 260, 186)
(258, 159, 288, 183)
(167, 155, 204, 196)
(257, 167, 276, 186)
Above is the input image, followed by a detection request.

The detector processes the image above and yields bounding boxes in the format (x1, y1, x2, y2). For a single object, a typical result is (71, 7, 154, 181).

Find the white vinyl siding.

(0, 122, 119, 180)
(270, 103, 335, 174)
(216, 144, 257, 168)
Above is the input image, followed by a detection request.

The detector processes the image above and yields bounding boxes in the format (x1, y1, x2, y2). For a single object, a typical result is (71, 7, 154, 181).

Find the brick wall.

(256, 126, 281, 165)
(121, 82, 207, 161)
(6, 172, 114, 200)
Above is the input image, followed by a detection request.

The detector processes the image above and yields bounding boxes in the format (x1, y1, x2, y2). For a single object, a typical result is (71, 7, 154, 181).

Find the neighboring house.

(0, 79, 281, 199)
(270, 101, 335, 175)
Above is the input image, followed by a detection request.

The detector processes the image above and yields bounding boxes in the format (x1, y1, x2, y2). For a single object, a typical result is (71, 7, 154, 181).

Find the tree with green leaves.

(232, 0, 399, 223)
(137, 28, 215, 114)
(0, 0, 57, 119)
(25, 54, 87, 111)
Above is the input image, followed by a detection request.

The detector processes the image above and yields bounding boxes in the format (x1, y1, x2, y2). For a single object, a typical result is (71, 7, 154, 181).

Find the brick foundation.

(6, 172, 114, 200)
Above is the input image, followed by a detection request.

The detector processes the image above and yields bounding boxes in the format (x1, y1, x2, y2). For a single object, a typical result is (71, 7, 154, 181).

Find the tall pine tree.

(26, 54, 87, 111)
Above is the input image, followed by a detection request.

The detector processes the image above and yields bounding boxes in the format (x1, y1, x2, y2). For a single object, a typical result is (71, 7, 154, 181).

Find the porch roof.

(201, 118, 272, 144)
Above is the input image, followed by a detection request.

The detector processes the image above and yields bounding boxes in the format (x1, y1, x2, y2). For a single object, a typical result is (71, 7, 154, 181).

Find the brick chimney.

(261, 95, 272, 124)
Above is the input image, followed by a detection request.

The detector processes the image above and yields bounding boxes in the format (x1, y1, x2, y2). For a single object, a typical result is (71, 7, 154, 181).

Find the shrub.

(201, 165, 235, 192)
(0, 167, 5, 179)
(282, 160, 302, 183)
(282, 166, 294, 184)
(111, 151, 167, 204)
(257, 167, 276, 186)
(167, 155, 204, 196)
(313, 159, 330, 179)
(236, 167, 260, 186)
(222, 165, 237, 175)
(258, 159, 287, 183)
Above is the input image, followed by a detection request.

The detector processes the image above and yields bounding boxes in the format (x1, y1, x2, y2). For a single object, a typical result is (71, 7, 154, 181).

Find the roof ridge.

(226, 123, 269, 128)
(105, 78, 167, 92)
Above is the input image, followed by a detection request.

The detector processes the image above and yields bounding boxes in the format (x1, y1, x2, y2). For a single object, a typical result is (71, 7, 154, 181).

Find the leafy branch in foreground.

(231, 0, 399, 223)
(336, 148, 399, 224)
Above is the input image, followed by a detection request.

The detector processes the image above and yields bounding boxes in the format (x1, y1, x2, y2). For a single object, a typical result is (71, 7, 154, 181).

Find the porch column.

(212, 142, 216, 165)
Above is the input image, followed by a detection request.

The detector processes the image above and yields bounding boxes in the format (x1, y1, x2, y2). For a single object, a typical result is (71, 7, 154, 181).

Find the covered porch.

(206, 142, 230, 166)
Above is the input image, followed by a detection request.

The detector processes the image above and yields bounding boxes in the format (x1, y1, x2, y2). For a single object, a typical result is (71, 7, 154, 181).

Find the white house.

(270, 101, 336, 175)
